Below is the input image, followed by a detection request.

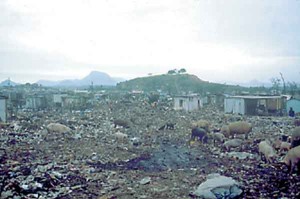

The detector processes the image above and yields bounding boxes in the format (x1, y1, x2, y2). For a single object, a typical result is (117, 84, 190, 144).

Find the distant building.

(224, 95, 286, 115)
(174, 94, 202, 111)
(287, 98, 300, 115)
(202, 94, 225, 107)
(62, 95, 81, 109)
(53, 94, 68, 107)
(0, 96, 8, 122)
(25, 94, 47, 110)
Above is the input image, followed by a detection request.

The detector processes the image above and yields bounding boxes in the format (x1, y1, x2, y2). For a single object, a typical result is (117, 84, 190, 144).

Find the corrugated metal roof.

(226, 95, 285, 99)
(174, 94, 200, 98)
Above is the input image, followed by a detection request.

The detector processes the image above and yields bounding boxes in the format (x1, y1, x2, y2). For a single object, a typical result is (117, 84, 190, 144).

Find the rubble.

(1, 91, 300, 198)
(139, 177, 151, 185)
(225, 152, 257, 160)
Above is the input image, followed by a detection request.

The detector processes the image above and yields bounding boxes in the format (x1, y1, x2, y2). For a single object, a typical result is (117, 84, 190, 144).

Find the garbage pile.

(1, 93, 300, 199)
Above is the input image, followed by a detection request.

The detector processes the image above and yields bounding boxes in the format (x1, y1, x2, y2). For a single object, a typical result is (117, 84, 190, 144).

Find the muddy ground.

(1, 96, 300, 199)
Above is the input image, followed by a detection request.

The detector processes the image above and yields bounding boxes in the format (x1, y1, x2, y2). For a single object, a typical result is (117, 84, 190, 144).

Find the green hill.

(116, 74, 240, 94)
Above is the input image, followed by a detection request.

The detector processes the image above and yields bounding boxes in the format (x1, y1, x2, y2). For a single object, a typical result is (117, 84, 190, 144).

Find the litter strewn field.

(1, 94, 300, 199)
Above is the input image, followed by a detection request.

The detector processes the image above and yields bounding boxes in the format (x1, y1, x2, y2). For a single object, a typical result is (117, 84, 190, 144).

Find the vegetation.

(270, 73, 300, 96)
(117, 70, 300, 96)
(116, 73, 245, 95)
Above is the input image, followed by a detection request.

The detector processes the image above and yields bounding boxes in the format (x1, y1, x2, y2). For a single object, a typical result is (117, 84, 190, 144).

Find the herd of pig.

(190, 119, 300, 174)
(46, 117, 300, 174)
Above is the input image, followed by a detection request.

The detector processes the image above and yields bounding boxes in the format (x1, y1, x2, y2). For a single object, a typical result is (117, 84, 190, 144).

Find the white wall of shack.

(25, 98, 38, 109)
(287, 99, 300, 113)
(25, 98, 34, 109)
(53, 94, 67, 104)
(174, 97, 202, 111)
(224, 98, 245, 115)
(0, 99, 7, 122)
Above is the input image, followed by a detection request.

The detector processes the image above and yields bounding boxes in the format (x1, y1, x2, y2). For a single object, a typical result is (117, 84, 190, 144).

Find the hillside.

(117, 74, 239, 94)
(0, 79, 19, 87)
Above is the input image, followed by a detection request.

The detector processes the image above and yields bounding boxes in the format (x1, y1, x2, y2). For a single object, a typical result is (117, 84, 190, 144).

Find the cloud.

(0, 0, 300, 84)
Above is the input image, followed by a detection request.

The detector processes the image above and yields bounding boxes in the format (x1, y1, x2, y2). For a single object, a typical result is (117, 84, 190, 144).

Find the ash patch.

(88, 144, 215, 172)
(134, 144, 210, 171)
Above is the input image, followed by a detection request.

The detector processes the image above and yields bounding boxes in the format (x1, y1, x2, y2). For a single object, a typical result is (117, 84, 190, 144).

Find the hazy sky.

(1, 0, 300, 84)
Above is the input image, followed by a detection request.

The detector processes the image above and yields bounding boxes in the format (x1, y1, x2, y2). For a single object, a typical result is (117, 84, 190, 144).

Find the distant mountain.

(227, 79, 272, 87)
(117, 73, 240, 94)
(0, 79, 19, 87)
(36, 80, 59, 87)
(113, 77, 127, 83)
(37, 71, 118, 87)
(81, 71, 117, 85)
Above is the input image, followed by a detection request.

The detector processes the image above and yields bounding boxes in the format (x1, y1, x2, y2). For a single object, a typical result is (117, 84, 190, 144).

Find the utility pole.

(279, 72, 286, 94)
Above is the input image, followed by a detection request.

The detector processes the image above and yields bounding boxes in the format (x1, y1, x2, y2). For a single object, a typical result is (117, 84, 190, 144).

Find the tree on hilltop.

(178, 68, 187, 74)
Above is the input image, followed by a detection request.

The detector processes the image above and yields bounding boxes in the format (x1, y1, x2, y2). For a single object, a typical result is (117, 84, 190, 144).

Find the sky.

(0, 0, 300, 85)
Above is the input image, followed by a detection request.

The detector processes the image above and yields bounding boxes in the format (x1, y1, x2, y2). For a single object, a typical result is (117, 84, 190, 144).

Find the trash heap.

(1, 94, 300, 199)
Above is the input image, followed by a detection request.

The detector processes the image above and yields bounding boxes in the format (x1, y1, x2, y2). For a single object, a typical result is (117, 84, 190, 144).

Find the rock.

(139, 177, 151, 185)
(191, 173, 243, 199)
(74, 133, 82, 139)
(1, 190, 14, 198)
(51, 171, 63, 178)
(226, 152, 257, 160)
(130, 137, 141, 146)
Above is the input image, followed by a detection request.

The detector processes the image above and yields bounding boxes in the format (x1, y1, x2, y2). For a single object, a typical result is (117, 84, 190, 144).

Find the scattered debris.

(1, 91, 300, 198)
(191, 173, 243, 199)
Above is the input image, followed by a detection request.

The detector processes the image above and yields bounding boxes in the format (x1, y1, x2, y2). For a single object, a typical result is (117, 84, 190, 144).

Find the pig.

(282, 145, 300, 173)
(159, 122, 176, 130)
(272, 138, 282, 151)
(114, 132, 128, 142)
(192, 120, 210, 132)
(166, 122, 176, 130)
(113, 119, 130, 128)
(258, 140, 277, 163)
(221, 121, 252, 139)
(209, 132, 225, 144)
(291, 127, 300, 148)
(281, 135, 289, 142)
(158, 125, 165, 130)
(158, 125, 166, 130)
(223, 139, 243, 151)
(220, 125, 229, 135)
(190, 128, 208, 143)
(46, 123, 71, 133)
(280, 142, 291, 152)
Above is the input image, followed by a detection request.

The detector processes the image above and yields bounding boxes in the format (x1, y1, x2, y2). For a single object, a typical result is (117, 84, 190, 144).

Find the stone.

(226, 152, 257, 160)
(139, 177, 151, 185)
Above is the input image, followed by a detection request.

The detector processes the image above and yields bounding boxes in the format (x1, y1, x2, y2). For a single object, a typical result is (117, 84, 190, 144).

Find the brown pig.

(280, 142, 291, 152)
(258, 140, 277, 163)
(47, 123, 71, 133)
(221, 121, 252, 139)
(209, 132, 225, 144)
(291, 127, 300, 148)
(191, 120, 210, 132)
(282, 145, 300, 173)
(114, 132, 128, 142)
(272, 138, 282, 151)
(223, 139, 243, 151)
(113, 119, 130, 128)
